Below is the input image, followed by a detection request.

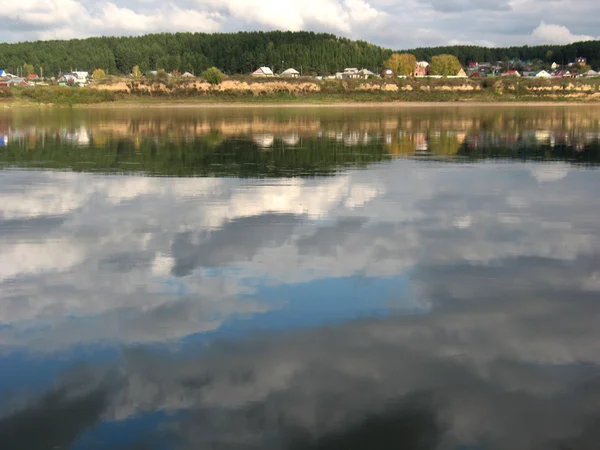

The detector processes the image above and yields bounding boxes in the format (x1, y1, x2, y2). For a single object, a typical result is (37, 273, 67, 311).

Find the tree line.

(1, 30, 599, 77)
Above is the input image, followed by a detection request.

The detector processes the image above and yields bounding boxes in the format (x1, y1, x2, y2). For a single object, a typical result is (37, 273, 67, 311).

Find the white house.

(72, 71, 89, 85)
(535, 70, 552, 78)
(583, 69, 599, 78)
(551, 62, 559, 70)
(359, 69, 375, 79)
(280, 68, 300, 78)
(342, 68, 360, 79)
(252, 67, 274, 77)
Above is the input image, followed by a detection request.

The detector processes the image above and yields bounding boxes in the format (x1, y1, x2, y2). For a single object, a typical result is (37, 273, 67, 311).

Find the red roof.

(27, 74, 39, 79)
(469, 62, 479, 67)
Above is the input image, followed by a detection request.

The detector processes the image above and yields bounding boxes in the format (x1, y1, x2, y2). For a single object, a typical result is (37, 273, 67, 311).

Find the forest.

(1, 30, 600, 77)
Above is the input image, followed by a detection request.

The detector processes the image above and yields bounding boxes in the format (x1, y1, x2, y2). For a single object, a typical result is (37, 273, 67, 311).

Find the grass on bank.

(1, 77, 600, 106)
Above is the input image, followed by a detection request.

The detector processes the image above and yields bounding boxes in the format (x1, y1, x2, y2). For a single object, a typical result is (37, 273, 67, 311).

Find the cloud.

(0, 0, 600, 49)
(531, 20, 598, 44)
(428, 0, 511, 12)
(529, 162, 570, 183)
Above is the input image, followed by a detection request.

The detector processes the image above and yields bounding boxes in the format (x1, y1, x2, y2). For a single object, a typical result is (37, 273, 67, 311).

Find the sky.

(0, 0, 599, 48)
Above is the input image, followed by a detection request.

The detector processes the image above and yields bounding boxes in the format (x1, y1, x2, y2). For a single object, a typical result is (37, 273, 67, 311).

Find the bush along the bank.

(12, 86, 116, 105)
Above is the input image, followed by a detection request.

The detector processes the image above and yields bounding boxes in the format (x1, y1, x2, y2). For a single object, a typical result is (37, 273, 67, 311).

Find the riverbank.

(77, 100, 600, 109)
(3, 77, 600, 106)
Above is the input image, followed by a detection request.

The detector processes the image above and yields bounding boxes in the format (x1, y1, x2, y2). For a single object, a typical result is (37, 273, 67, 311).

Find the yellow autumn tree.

(92, 68, 106, 81)
(132, 65, 142, 77)
(384, 53, 417, 76)
(430, 55, 463, 77)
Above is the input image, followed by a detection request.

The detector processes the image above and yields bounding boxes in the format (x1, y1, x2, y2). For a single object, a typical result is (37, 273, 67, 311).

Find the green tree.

(384, 53, 416, 76)
(430, 54, 463, 76)
(23, 63, 34, 76)
(202, 67, 224, 85)
(92, 68, 106, 81)
(132, 65, 142, 77)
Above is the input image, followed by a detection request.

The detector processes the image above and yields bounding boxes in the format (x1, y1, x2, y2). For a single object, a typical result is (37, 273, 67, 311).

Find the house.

(413, 61, 430, 77)
(553, 70, 571, 78)
(468, 62, 479, 68)
(58, 73, 77, 85)
(341, 68, 361, 79)
(280, 68, 300, 78)
(381, 68, 395, 78)
(576, 57, 587, 66)
(359, 69, 375, 79)
(455, 68, 468, 78)
(74, 71, 88, 84)
(0, 69, 5, 77)
(583, 69, 599, 78)
(551, 62, 559, 70)
(502, 70, 521, 77)
(252, 67, 274, 77)
(7, 78, 26, 86)
(535, 70, 552, 78)
(27, 74, 40, 80)
(58, 71, 88, 86)
(181, 72, 195, 78)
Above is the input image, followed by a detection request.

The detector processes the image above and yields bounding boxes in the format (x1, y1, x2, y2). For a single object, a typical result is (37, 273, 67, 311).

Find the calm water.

(1, 106, 600, 450)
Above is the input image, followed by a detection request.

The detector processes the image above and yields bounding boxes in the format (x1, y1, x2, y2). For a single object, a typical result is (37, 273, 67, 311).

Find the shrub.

(156, 69, 169, 83)
(92, 68, 106, 81)
(202, 67, 225, 85)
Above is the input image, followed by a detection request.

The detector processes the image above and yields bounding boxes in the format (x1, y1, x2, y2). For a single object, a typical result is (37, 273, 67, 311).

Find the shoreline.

(55, 101, 600, 109)
(5, 99, 600, 109)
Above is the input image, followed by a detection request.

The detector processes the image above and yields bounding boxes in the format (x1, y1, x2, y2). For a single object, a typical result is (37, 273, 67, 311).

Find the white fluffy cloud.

(531, 20, 598, 44)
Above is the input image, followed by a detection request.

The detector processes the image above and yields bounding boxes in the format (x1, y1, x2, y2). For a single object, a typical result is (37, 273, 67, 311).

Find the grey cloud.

(427, 0, 511, 12)
(170, 213, 303, 277)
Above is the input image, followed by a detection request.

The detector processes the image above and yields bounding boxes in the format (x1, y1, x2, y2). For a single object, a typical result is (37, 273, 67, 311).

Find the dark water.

(1, 106, 600, 450)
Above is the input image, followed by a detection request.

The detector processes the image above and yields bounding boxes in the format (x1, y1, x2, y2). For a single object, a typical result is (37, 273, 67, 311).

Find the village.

(0, 54, 598, 88)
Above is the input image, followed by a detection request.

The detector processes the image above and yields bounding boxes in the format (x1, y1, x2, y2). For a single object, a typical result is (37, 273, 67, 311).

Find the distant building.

(381, 68, 395, 78)
(553, 70, 571, 78)
(582, 69, 599, 78)
(359, 69, 375, 79)
(535, 70, 552, 78)
(58, 71, 88, 86)
(502, 70, 521, 77)
(27, 74, 40, 80)
(341, 68, 361, 79)
(413, 61, 430, 77)
(551, 62, 559, 70)
(252, 67, 274, 77)
(180, 72, 195, 78)
(455, 68, 468, 78)
(280, 68, 300, 78)
(576, 57, 587, 66)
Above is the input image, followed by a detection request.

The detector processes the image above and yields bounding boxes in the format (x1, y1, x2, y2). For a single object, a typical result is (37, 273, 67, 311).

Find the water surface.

(1, 106, 600, 450)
